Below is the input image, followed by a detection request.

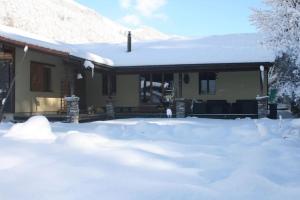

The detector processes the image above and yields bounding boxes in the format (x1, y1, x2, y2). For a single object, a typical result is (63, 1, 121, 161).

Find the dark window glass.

(199, 72, 216, 95)
(102, 74, 108, 95)
(163, 73, 174, 91)
(140, 74, 151, 103)
(102, 73, 116, 96)
(30, 62, 52, 92)
(140, 73, 174, 104)
(110, 74, 116, 95)
(151, 73, 162, 103)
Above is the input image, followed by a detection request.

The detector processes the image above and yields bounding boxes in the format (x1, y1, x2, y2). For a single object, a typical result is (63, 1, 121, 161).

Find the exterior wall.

(114, 74, 139, 107)
(14, 48, 268, 114)
(15, 47, 67, 113)
(179, 71, 268, 103)
(85, 70, 268, 110)
(85, 73, 139, 111)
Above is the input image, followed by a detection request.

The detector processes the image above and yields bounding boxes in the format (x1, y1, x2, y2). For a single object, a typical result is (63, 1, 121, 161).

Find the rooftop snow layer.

(0, 25, 275, 67)
(78, 33, 275, 67)
(0, 25, 113, 65)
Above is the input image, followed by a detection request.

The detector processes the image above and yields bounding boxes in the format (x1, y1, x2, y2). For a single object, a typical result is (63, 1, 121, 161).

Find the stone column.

(256, 96, 268, 118)
(65, 95, 80, 123)
(106, 100, 115, 119)
(175, 98, 185, 118)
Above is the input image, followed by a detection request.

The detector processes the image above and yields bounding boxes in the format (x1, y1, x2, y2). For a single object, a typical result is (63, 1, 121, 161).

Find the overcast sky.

(75, 0, 265, 37)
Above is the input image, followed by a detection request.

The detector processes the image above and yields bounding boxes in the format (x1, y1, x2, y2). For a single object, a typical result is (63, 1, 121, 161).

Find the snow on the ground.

(0, 117, 299, 200)
(3, 116, 56, 141)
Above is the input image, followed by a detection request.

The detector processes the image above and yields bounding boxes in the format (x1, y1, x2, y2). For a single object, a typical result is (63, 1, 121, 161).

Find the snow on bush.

(4, 116, 56, 141)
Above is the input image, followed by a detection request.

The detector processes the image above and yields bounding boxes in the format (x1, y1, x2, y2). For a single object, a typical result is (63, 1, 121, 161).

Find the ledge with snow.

(0, 25, 275, 121)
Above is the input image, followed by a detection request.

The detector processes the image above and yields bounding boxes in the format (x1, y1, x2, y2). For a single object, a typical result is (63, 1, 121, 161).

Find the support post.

(65, 95, 80, 123)
(256, 96, 268, 118)
(256, 65, 268, 118)
(175, 98, 185, 118)
(106, 99, 115, 119)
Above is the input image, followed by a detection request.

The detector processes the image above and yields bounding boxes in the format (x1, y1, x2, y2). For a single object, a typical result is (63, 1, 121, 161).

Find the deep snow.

(0, 117, 299, 200)
(0, 24, 275, 67)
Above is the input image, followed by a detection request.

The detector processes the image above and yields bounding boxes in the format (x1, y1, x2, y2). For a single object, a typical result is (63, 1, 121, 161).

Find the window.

(102, 73, 116, 96)
(199, 72, 216, 95)
(140, 74, 151, 103)
(30, 62, 52, 92)
(140, 73, 174, 104)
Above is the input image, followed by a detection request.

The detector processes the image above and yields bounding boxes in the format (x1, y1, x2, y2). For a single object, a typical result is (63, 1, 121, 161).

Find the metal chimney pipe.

(127, 31, 132, 52)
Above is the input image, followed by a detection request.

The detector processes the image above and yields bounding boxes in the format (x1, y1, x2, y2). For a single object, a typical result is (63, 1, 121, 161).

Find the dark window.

(140, 73, 174, 104)
(199, 72, 216, 95)
(102, 73, 116, 96)
(30, 62, 52, 92)
(140, 74, 151, 103)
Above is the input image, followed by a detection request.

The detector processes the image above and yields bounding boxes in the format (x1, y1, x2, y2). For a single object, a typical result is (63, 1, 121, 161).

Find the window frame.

(102, 73, 117, 96)
(30, 61, 53, 92)
(139, 73, 174, 104)
(199, 72, 217, 95)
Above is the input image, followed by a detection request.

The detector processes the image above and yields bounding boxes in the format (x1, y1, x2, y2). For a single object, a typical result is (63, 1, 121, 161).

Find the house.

(0, 25, 275, 121)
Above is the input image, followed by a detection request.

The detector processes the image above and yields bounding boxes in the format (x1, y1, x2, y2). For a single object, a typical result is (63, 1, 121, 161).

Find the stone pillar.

(106, 100, 115, 119)
(175, 98, 185, 118)
(256, 96, 268, 118)
(65, 95, 80, 123)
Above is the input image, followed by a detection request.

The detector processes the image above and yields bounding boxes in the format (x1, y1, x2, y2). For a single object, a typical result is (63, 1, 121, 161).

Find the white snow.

(80, 33, 275, 66)
(23, 45, 28, 53)
(0, 0, 170, 44)
(0, 25, 275, 67)
(0, 117, 299, 199)
(0, 24, 113, 66)
(84, 60, 95, 77)
(3, 116, 56, 141)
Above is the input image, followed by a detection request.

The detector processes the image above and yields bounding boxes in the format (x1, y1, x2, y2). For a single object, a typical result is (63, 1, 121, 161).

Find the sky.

(75, 0, 265, 37)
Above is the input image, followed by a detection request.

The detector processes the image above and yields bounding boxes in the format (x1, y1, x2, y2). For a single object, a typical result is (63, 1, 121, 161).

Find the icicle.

(260, 65, 265, 84)
(24, 45, 28, 53)
(1, 98, 5, 105)
(83, 60, 95, 78)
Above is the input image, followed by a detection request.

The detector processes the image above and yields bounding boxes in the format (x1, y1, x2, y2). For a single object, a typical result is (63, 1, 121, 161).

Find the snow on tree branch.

(251, 0, 300, 104)
(251, 0, 300, 64)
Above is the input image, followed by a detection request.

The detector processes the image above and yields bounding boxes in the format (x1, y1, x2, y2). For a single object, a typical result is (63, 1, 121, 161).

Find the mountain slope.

(0, 0, 169, 43)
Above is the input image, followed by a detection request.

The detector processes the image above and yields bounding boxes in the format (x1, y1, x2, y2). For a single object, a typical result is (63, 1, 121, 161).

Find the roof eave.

(113, 62, 274, 73)
(0, 35, 69, 58)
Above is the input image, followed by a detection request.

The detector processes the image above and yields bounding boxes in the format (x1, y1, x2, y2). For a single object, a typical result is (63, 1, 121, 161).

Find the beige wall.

(179, 71, 268, 103)
(85, 70, 267, 109)
(15, 47, 67, 113)
(14, 48, 268, 114)
(85, 73, 139, 110)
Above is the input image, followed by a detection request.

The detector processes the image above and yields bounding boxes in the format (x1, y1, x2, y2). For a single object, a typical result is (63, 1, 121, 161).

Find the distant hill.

(0, 0, 170, 44)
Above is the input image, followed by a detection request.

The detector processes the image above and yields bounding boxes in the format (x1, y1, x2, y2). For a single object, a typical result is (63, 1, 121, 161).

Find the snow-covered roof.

(0, 25, 113, 66)
(0, 25, 275, 67)
(78, 33, 275, 67)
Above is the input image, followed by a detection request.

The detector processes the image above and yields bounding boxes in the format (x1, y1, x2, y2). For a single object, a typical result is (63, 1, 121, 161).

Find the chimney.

(127, 31, 132, 52)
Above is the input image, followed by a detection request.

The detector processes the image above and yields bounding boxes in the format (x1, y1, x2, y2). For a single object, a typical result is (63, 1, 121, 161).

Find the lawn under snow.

(0, 116, 300, 200)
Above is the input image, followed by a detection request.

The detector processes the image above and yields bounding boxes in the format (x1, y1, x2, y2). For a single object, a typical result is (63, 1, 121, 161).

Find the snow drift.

(0, 118, 299, 200)
(4, 116, 56, 141)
